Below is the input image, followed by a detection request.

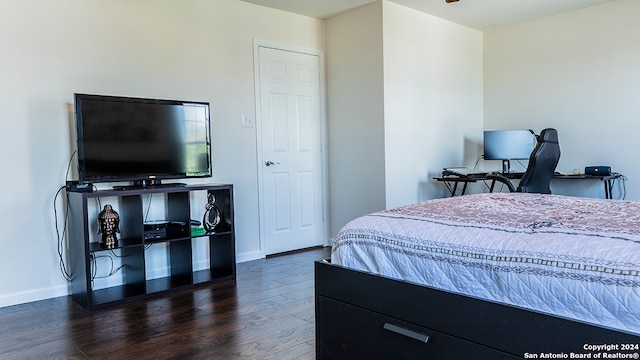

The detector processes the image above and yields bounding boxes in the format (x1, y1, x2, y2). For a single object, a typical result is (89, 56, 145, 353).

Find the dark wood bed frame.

(315, 260, 640, 359)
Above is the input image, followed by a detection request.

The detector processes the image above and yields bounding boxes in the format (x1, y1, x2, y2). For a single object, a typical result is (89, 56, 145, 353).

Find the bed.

(315, 192, 640, 359)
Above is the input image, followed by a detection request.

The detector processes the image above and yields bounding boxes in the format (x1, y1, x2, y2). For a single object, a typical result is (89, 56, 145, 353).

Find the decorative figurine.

(203, 193, 220, 232)
(98, 204, 120, 249)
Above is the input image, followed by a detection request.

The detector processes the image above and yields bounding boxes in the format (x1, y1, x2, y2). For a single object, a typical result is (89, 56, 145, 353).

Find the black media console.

(67, 183, 235, 310)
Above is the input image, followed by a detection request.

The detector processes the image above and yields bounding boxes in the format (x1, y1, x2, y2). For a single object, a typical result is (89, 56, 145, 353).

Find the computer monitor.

(483, 130, 536, 173)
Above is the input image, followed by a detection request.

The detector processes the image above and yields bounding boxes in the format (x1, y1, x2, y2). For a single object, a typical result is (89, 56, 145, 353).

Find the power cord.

(53, 149, 79, 282)
(90, 253, 125, 284)
(612, 172, 628, 200)
(514, 159, 527, 171)
(143, 193, 157, 223)
(473, 155, 483, 170)
(54, 186, 72, 282)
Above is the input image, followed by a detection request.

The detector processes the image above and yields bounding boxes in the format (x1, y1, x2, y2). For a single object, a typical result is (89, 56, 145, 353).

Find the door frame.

(253, 39, 329, 257)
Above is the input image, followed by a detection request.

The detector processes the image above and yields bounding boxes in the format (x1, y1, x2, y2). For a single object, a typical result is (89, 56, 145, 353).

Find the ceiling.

(240, 0, 618, 30)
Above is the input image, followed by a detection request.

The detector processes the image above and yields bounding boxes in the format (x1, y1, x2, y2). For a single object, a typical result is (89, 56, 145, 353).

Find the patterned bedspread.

(332, 192, 640, 335)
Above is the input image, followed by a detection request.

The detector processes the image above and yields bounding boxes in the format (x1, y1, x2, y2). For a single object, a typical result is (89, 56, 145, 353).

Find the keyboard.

(443, 167, 487, 177)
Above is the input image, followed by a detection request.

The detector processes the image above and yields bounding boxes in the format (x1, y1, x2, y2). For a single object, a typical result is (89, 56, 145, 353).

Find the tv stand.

(67, 183, 235, 310)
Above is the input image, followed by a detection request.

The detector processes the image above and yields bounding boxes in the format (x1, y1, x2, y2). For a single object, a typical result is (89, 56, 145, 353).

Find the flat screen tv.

(483, 130, 535, 173)
(75, 93, 212, 187)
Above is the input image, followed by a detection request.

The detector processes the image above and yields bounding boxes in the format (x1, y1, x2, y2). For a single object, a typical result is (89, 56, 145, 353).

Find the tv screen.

(483, 130, 535, 161)
(75, 94, 211, 186)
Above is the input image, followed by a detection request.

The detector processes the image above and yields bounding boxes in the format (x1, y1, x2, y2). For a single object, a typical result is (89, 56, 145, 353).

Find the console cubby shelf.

(67, 183, 235, 310)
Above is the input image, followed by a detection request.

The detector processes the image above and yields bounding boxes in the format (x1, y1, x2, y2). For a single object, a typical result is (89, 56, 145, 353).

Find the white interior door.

(256, 45, 325, 255)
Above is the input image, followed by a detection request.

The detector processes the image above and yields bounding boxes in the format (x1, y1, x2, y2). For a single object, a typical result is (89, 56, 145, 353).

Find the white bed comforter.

(332, 193, 640, 335)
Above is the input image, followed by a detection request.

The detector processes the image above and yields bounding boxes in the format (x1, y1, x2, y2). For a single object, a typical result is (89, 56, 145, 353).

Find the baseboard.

(0, 284, 69, 308)
(266, 245, 325, 258)
(236, 250, 264, 263)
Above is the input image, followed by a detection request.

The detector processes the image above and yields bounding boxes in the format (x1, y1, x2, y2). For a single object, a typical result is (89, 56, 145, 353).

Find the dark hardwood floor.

(0, 247, 331, 360)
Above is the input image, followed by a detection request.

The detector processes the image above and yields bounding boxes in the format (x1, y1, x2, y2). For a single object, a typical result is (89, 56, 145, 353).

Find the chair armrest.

(486, 173, 516, 192)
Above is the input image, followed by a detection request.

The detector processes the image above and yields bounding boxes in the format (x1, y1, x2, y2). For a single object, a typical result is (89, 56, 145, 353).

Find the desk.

(434, 171, 622, 199)
(551, 174, 621, 200)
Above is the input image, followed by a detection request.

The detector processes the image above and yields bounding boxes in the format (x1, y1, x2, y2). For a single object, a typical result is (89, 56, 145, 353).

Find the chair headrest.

(539, 128, 558, 144)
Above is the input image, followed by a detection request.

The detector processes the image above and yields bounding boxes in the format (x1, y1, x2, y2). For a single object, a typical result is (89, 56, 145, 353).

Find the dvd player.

(143, 221, 188, 240)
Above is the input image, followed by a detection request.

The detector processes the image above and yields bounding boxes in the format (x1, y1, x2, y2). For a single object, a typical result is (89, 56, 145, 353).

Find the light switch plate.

(241, 114, 254, 128)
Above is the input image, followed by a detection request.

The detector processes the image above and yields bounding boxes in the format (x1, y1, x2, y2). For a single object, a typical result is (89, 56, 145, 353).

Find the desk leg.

(604, 180, 613, 200)
(451, 181, 459, 197)
(461, 182, 468, 196)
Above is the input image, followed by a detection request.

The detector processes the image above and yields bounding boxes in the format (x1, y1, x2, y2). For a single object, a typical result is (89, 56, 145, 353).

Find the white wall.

(326, 2, 386, 236)
(484, 0, 640, 199)
(0, 0, 324, 307)
(383, 2, 484, 207)
(326, 1, 483, 235)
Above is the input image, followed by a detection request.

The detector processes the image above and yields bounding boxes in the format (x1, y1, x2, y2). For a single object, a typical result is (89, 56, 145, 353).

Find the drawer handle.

(383, 323, 430, 343)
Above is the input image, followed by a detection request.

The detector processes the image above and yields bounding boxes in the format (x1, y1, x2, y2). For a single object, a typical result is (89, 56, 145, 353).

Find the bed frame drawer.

(315, 260, 640, 358)
(317, 296, 520, 359)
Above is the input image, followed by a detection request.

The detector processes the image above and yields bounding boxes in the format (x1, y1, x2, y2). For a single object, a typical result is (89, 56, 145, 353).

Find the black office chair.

(487, 128, 561, 194)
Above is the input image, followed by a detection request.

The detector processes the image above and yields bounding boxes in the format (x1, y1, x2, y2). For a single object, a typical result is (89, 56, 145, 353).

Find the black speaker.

(585, 166, 611, 176)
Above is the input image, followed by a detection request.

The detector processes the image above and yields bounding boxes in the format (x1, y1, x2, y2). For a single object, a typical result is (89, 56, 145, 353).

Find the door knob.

(265, 160, 279, 166)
